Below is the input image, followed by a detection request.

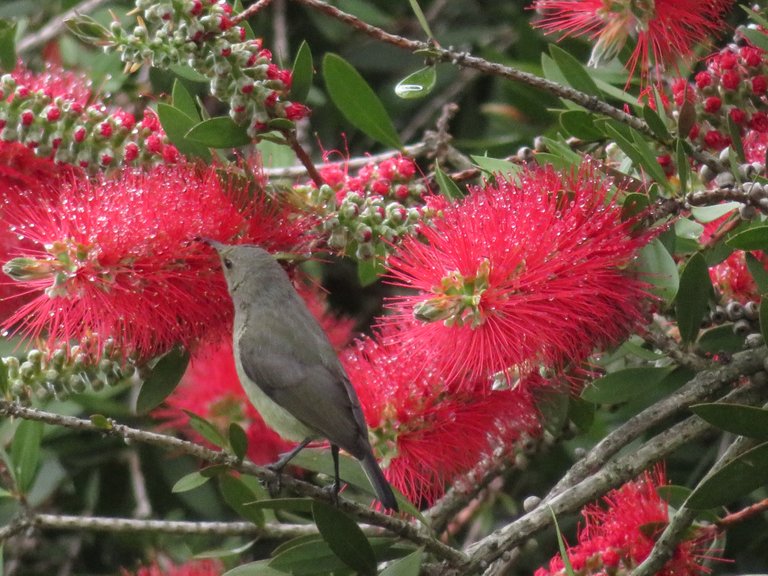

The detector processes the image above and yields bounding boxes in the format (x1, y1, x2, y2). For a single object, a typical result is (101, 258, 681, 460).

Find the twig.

(462, 375, 767, 574)
(717, 497, 768, 529)
(231, 0, 274, 25)
(282, 129, 327, 187)
(543, 347, 764, 502)
(0, 400, 468, 568)
(17, 0, 111, 54)
(125, 450, 152, 518)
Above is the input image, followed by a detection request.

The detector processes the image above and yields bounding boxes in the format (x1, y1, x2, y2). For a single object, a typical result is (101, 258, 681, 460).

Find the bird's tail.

(361, 452, 399, 512)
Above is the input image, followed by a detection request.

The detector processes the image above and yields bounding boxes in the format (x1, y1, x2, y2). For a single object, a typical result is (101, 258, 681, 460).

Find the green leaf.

(690, 202, 739, 223)
(172, 470, 211, 493)
(549, 44, 600, 96)
(582, 366, 676, 404)
(357, 257, 384, 287)
(323, 53, 402, 150)
(64, 15, 110, 45)
(290, 41, 313, 103)
(0, 19, 16, 71)
(630, 129, 671, 189)
(676, 252, 712, 343)
(550, 507, 576, 576)
(535, 385, 570, 437)
(229, 423, 249, 461)
(11, 419, 43, 493)
(747, 253, 768, 293)
(406, 0, 434, 38)
(726, 225, 768, 250)
(172, 80, 200, 120)
(185, 411, 228, 449)
(135, 347, 189, 414)
(740, 27, 768, 52)
(687, 441, 768, 509)
(380, 548, 423, 576)
(219, 474, 265, 526)
(186, 117, 252, 148)
(621, 192, 649, 221)
(642, 105, 671, 141)
(559, 110, 604, 141)
(157, 103, 212, 161)
(195, 540, 257, 559)
(245, 498, 313, 513)
(692, 403, 768, 440)
(567, 395, 595, 432)
(637, 238, 679, 303)
(727, 116, 746, 163)
(269, 539, 352, 575)
(312, 501, 376, 574)
(224, 560, 287, 576)
(434, 160, 464, 200)
(394, 66, 437, 99)
(696, 324, 745, 354)
(170, 64, 209, 83)
(470, 155, 521, 176)
(89, 414, 113, 430)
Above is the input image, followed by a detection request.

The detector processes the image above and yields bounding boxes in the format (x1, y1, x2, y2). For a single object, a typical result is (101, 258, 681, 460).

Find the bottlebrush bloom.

(535, 466, 720, 576)
(122, 559, 222, 576)
(1, 163, 306, 358)
(155, 286, 355, 464)
(531, 0, 734, 83)
(384, 165, 653, 386)
(343, 330, 542, 505)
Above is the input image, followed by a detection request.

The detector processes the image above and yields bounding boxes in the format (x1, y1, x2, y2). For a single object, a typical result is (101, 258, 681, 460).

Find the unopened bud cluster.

(2, 337, 137, 404)
(100, 0, 309, 137)
(708, 299, 763, 341)
(296, 155, 442, 260)
(662, 27, 768, 164)
(0, 74, 179, 168)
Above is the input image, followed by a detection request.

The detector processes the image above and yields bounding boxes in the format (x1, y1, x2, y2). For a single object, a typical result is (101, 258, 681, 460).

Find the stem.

(0, 400, 467, 568)
(18, 0, 111, 54)
(281, 129, 324, 187)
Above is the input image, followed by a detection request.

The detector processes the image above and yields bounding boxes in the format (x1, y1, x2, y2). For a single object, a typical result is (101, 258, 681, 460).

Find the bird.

(202, 239, 398, 511)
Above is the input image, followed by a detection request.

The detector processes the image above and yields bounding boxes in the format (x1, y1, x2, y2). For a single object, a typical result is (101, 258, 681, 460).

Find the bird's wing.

(238, 317, 369, 459)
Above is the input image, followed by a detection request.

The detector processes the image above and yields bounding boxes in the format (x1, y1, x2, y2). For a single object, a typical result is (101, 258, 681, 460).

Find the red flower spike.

(343, 330, 541, 505)
(535, 466, 722, 575)
(384, 164, 654, 385)
(1, 164, 266, 358)
(532, 0, 734, 84)
(122, 559, 223, 576)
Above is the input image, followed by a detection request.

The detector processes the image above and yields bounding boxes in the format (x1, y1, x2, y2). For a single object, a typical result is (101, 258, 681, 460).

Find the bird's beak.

(195, 236, 224, 252)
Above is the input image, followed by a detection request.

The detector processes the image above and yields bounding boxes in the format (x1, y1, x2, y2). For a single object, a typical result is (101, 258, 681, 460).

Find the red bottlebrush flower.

(1, 163, 291, 358)
(122, 559, 223, 576)
(703, 96, 722, 114)
(343, 330, 541, 505)
(384, 164, 653, 385)
(535, 466, 721, 576)
(11, 63, 91, 106)
(532, 0, 734, 83)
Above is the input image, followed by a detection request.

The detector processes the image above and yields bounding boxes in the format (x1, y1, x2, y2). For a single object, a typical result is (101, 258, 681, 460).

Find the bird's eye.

(223, 258, 233, 269)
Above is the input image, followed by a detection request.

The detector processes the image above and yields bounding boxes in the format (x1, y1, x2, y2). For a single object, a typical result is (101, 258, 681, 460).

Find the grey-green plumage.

(206, 240, 398, 511)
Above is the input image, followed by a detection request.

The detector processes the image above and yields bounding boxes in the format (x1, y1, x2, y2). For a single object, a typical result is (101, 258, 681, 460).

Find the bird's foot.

(266, 463, 284, 498)
(323, 479, 341, 506)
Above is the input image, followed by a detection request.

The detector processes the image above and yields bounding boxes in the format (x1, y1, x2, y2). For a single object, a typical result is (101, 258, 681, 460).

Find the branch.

(17, 0, 111, 54)
(544, 347, 764, 502)
(462, 374, 767, 573)
(290, 0, 722, 171)
(0, 400, 467, 568)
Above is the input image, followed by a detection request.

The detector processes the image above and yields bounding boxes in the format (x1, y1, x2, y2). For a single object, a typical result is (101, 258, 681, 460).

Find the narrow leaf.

(185, 411, 228, 449)
(549, 44, 600, 96)
(676, 252, 712, 343)
(550, 507, 576, 576)
(676, 138, 689, 195)
(394, 66, 437, 100)
(747, 253, 768, 293)
(642, 105, 671, 141)
(185, 117, 252, 148)
(0, 19, 16, 71)
(223, 560, 286, 576)
(11, 419, 43, 493)
(406, 0, 434, 38)
(559, 110, 604, 141)
(157, 103, 212, 161)
(470, 155, 521, 176)
(219, 475, 265, 526)
(323, 53, 402, 150)
(692, 403, 768, 440)
(687, 441, 768, 509)
(229, 423, 249, 461)
(434, 161, 464, 200)
(582, 366, 676, 404)
(357, 257, 384, 287)
(690, 202, 739, 223)
(172, 79, 200, 120)
(380, 548, 423, 576)
(761, 296, 768, 347)
(726, 225, 768, 250)
(135, 347, 189, 414)
(312, 501, 376, 575)
(172, 471, 211, 493)
(727, 116, 746, 162)
(290, 41, 313, 103)
(637, 238, 679, 303)
(245, 498, 313, 513)
(740, 27, 768, 51)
